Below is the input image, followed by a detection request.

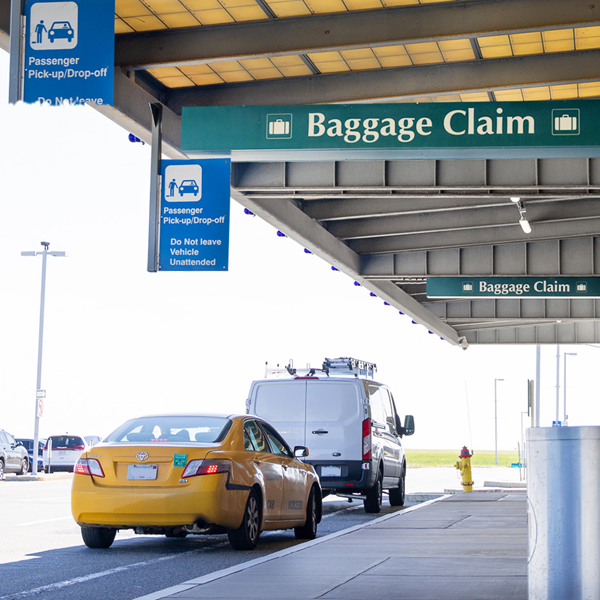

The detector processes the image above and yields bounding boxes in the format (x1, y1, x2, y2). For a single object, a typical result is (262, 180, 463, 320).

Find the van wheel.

(389, 470, 405, 506)
(364, 471, 383, 513)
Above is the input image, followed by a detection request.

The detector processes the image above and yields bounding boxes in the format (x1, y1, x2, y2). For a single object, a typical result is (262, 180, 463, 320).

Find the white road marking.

(0, 549, 204, 599)
(17, 516, 73, 527)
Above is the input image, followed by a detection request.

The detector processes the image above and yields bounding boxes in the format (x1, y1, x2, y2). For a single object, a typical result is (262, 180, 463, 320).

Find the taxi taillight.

(75, 458, 105, 478)
(182, 459, 231, 478)
(362, 419, 372, 461)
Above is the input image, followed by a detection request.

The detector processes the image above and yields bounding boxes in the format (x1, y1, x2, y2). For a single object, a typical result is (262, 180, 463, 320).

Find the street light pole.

(494, 378, 504, 465)
(563, 352, 577, 426)
(21, 242, 66, 475)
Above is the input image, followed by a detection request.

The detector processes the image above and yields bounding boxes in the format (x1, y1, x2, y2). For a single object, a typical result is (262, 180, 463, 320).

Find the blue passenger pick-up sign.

(23, 0, 114, 106)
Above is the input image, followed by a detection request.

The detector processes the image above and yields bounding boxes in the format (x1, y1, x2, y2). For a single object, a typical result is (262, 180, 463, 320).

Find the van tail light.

(73, 445, 85, 451)
(75, 458, 105, 478)
(182, 459, 231, 478)
(362, 419, 372, 461)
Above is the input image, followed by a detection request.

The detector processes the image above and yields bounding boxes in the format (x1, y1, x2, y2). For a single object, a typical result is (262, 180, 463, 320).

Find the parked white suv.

(43, 435, 89, 473)
(246, 357, 414, 513)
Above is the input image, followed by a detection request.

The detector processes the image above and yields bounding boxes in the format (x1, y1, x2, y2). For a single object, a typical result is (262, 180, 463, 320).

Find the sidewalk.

(135, 489, 527, 600)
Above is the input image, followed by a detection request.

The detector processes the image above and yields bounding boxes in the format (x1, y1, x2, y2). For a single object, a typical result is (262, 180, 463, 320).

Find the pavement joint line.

(131, 494, 451, 600)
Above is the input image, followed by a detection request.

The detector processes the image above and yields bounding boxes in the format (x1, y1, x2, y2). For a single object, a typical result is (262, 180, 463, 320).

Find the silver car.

(0, 429, 29, 477)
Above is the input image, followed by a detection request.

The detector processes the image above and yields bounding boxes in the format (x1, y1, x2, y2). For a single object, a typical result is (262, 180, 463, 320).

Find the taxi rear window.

(105, 416, 230, 444)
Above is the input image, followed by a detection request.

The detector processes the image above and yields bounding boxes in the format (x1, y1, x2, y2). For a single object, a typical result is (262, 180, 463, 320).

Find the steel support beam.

(115, 0, 600, 70)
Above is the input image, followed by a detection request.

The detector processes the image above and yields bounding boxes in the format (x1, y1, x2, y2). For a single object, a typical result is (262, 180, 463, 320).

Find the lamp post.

(563, 352, 577, 426)
(21, 242, 66, 475)
(494, 378, 504, 465)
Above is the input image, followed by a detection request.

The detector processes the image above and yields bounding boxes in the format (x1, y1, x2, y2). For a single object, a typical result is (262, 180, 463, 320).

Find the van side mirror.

(294, 446, 309, 458)
(403, 415, 415, 436)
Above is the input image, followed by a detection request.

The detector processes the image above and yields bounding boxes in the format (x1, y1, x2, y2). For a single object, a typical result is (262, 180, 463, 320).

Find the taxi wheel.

(364, 471, 383, 513)
(294, 487, 318, 540)
(81, 526, 116, 549)
(227, 489, 261, 550)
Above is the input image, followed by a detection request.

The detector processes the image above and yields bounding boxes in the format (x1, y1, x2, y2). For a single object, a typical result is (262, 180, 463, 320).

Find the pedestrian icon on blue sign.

(34, 20, 47, 44)
(168, 179, 178, 197)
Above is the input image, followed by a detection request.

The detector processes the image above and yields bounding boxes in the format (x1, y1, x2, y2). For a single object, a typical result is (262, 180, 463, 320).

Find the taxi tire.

(227, 489, 261, 550)
(364, 471, 383, 513)
(81, 526, 117, 549)
(294, 486, 318, 540)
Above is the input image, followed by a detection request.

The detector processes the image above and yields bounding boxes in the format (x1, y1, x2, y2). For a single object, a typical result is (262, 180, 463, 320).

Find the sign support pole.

(9, 0, 24, 103)
(148, 103, 163, 272)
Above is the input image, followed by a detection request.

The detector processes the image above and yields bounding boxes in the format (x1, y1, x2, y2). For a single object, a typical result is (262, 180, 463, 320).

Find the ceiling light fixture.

(510, 197, 532, 234)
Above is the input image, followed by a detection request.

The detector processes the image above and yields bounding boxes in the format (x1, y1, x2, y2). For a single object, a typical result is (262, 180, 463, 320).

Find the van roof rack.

(322, 357, 377, 379)
(264, 357, 376, 379)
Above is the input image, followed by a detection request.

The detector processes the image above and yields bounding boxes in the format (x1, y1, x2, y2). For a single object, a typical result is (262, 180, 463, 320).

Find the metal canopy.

(3, 0, 600, 347)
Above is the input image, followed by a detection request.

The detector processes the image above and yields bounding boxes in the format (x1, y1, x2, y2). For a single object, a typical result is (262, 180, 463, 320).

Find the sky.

(2, 51, 600, 453)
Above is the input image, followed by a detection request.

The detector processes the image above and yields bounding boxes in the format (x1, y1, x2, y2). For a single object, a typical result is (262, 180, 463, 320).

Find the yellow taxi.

(71, 414, 322, 550)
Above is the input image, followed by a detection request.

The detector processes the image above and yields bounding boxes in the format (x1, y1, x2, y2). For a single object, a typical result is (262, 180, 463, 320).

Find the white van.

(246, 357, 415, 513)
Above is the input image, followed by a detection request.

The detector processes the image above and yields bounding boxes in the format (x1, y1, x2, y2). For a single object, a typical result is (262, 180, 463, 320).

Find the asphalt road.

(0, 476, 411, 600)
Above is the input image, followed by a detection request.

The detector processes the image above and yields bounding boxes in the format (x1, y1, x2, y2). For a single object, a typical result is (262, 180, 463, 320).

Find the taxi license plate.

(127, 464, 158, 480)
(321, 466, 341, 477)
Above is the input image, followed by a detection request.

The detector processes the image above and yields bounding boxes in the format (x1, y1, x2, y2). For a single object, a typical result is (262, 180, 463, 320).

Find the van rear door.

(305, 380, 362, 462)
(251, 381, 306, 448)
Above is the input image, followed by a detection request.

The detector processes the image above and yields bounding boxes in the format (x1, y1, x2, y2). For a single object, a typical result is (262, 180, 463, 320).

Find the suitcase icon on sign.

(555, 114, 577, 132)
(552, 109, 580, 135)
(266, 114, 292, 138)
(269, 119, 289, 135)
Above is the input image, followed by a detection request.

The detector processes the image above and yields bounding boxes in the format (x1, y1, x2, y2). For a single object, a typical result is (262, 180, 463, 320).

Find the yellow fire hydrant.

(455, 446, 474, 492)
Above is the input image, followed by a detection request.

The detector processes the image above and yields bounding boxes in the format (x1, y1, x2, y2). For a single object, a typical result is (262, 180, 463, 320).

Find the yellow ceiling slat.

(578, 82, 600, 97)
(522, 86, 550, 101)
(495, 89, 524, 101)
(142, 0, 185, 11)
(157, 75, 195, 88)
(550, 84, 578, 100)
(211, 61, 246, 73)
(228, 6, 270, 20)
(115, 0, 152, 18)
(381, 0, 420, 6)
(341, 48, 376, 60)
(477, 35, 513, 59)
(268, 0, 312, 17)
(192, 9, 235, 24)
(343, 0, 383, 9)
(346, 58, 381, 70)
(575, 26, 600, 50)
(240, 57, 276, 69)
(220, 70, 255, 83)
(304, 0, 347, 13)
(147, 66, 183, 77)
(160, 13, 201, 28)
(311, 60, 350, 73)
(406, 42, 443, 65)
(189, 73, 225, 85)
(180, 64, 215, 75)
(271, 55, 307, 67)
(123, 15, 167, 31)
(309, 51, 343, 63)
(459, 92, 490, 102)
(114, 18, 135, 34)
(432, 94, 461, 102)
(247, 67, 285, 80)
(184, 0, 222, 8)
(278, 64, 313, 76)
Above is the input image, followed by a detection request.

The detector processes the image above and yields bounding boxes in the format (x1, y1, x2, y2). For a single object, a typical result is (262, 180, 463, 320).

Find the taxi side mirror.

(294, 446, 309, 458)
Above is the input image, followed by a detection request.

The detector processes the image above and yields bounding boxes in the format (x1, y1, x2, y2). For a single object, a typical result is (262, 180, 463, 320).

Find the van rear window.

(254, 383, 305, 421)
(306, 382, 360, 421)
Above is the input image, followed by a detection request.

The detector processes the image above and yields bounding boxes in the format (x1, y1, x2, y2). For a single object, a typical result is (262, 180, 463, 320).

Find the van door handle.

(282, 464, 288, 470)
(253, 458, 261, 465)
(312, 429, 328, 435)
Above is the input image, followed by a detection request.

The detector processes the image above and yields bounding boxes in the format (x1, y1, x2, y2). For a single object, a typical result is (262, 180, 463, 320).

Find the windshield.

(105, 415, 230, 444)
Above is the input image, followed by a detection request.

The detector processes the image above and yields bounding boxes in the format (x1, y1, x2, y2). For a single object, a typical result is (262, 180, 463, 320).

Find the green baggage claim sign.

(427, 277, 600, 299)
(182, 101, 600, 160)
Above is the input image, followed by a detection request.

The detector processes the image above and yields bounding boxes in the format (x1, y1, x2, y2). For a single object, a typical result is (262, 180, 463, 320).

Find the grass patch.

(406, 449, 520, 468)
